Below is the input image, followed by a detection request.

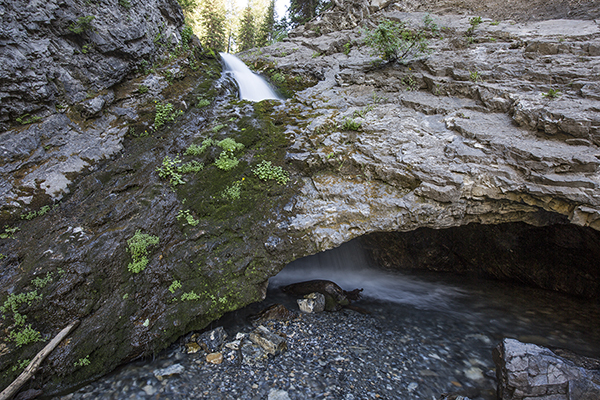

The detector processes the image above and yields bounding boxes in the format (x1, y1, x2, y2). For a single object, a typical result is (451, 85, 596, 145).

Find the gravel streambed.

(55, 266, 600, 400)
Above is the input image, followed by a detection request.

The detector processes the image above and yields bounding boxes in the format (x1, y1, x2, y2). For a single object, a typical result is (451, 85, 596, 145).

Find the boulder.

(493, 338, 600, 400)
(297, 292, 326, 313)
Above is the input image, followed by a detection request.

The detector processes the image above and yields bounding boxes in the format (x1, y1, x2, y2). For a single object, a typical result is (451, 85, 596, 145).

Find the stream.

(56, 238, 600, 400)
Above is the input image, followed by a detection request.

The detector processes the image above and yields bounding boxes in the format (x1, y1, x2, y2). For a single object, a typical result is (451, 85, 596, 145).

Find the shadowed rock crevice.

(359, 221, 600, 298)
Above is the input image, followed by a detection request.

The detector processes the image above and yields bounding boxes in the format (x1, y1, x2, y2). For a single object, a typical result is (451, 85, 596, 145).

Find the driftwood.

(0, 320, 80, 400)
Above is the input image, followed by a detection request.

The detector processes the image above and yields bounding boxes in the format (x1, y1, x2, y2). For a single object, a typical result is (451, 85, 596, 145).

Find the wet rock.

(298, 292, 326, 313)
(248, 325, 287, 355)
(282, 280, 363, 311)
(206, 352, 223, 365)
(197, 327, 228, 353)
(185, 342, 202, 354)
(240, 341, 268, 365)
(268, 388, 292, 400)
(153, 364, 185, 381)
(493, 338, 600, 400)
(249, 304, 295, 325)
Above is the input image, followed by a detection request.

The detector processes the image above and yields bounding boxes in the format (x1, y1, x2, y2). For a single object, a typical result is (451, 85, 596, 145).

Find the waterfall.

(220, 52, 282, 102)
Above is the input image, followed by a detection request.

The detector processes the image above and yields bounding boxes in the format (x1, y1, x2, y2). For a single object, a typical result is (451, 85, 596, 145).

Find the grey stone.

(197, 327, 228, 353)
(493, 338, 600, 400)
(153, 364, 185, 381)
(297, 292, 326, 313)
(248, 325, 287, 355)
(268, 389, 292, 400)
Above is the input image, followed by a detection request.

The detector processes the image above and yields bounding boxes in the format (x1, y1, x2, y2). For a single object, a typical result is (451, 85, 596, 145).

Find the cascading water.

(220, 52, 282, 102)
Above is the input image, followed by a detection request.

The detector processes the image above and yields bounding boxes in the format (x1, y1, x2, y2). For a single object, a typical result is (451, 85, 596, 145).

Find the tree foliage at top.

(256, 0, 276, 47)
(197, 0, 227, 51)
(289, 0, 330, 27)
(237, 6, 256, 51)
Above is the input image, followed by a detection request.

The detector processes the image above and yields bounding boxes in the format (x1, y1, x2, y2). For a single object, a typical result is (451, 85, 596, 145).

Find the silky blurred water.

(268, 239, 600, 358)
(220, 52, 282, 102)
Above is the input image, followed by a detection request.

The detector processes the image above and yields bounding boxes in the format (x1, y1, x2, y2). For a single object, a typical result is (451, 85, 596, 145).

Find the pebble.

(206, 352, 223, 364)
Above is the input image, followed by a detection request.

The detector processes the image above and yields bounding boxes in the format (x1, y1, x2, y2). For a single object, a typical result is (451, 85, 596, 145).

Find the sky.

(234, 0, 290, 19)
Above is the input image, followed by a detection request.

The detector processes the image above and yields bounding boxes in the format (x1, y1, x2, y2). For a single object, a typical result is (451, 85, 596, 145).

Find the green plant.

(176, 0, 197, 12)
(222, 179, 243, 200)
(469, 70, 482, 82)
(16, 114, 42, 125)
(364, 19, 430, 63)
(217, 138, 244, 153)
(74, 356, 91, 367)
(11, 359, 30, 373)
(138, 85, 149, 94)
(423, 14, 439, 36)
(0, 253, 5, 260)
(181, 291, 201, 301)
(69, 15, 95, 35)
(122, 293, 129, 300)
(353, 105, 374, 118)
(154, 102, 183, 129)
(157, 156, 185, 186)
(214, 138, 244, 171)
(1, 226, 20, 239)
(21, 205, 51, 220)
(196, 97, 210, 108)
(340, 117, 362, 131)
(214, 153, 240, 171)
(178, 160, 204, 174)
(490, 20, 500, 26)
(271, 72, 286, 84)
(10, 325, 42, 347)
(402, 73, 418, 91)
(169, 280, 182, 294)
(543, 88, 561, 99)
(343, 42, 352, 55)
(32, 272, 53, 289)
(311, 51, 321, 58)
(1, 290, 42, 327)
(119, 0, 131, 9)
(81, 43, 93, 54)
(126, 230, 160, 273)
(212, 124, 226, 133)
(466, 16, 482, 36)
(177, 209, 199, 226)
(253, 160, 289, 185)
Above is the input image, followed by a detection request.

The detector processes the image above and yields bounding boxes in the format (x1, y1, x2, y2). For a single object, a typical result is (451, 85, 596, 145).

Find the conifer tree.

(196, 0, 227, 51)
(237, 6, 256, 51)
(257, 0, 276, 47)
(289, 0, 324, 26)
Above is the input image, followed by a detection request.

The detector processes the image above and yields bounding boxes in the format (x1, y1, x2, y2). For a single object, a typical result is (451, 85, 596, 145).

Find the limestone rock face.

(241, 10, 600, 248)
(0, 0, 185, 220)
(493, 338, 600, 400)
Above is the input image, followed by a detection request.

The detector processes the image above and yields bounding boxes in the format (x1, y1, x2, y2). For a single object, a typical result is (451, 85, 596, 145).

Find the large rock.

(493, 338, 600, 400)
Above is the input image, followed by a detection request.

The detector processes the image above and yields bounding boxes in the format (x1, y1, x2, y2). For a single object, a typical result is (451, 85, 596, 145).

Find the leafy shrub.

(9, 325, 42, 347)
(127, 230, 159, 273)
(217, 138, 244, 152)
(363, 19, 430, 63)
(156, 156, 185, 186)
(466, 16, 482, 36)
(215, 153, 240, 171)
(69, 15, 95, 35)
(169, 280, 182, 293)
(222, 180, 243, 200)
(177, 209, 199, 226)
(340, 117, 362, 131)
(543, 88, 561, 99)
(154, 102, 183, 129)
(253, 160, 289, 185)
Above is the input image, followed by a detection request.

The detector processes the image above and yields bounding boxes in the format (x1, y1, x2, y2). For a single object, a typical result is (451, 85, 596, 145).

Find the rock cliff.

(1, 0, 600, 396)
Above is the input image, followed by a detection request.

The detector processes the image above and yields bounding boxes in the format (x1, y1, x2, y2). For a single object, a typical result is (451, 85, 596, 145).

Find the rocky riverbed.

(55, 254, 600, 400)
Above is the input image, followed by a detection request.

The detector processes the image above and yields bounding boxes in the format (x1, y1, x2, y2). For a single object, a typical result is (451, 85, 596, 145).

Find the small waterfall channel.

(220, 52, 282, 102)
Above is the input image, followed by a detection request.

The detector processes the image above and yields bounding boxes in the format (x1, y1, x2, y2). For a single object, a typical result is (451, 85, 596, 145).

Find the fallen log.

(0, 320, 80, 400)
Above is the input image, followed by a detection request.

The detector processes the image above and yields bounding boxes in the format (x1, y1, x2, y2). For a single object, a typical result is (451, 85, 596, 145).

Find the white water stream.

(220, 52, 282, 102)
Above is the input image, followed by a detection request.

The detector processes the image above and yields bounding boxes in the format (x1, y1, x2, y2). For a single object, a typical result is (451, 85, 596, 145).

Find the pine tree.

(289, 0, 322, 26)
(237, 6, 256, 51)
(195, 0, 227, 51)
(256, 0, 276, 47)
